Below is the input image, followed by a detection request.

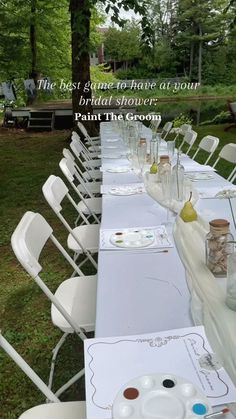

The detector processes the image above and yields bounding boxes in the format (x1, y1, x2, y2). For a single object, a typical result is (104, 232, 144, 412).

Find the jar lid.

(209, 219, 230, 228)
(160, 155, 169, 161)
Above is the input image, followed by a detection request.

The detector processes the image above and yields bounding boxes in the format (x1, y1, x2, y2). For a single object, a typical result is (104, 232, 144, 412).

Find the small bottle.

(205, 219, 234, 277)
(172, 152, 185, 201)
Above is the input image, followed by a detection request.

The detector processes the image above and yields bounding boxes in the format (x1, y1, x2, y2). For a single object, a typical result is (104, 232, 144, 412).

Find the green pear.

(150, 161, 158, 174)
(180, 192, 197, 222)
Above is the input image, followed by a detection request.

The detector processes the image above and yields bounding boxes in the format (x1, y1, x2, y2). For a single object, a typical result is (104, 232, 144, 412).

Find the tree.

(69, 0, 150, 128)
(105, 22, 141, 70)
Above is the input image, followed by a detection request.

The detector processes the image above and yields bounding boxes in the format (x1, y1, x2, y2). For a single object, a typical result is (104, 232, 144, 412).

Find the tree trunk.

(70, 0, 97, 134)
(28, 0, 37, 105)
(189, 42, 194, 80)
(198, 24, 202, 85)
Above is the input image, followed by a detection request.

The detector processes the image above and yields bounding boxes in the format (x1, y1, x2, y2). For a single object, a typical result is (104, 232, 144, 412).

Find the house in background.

(90, 27, 108, 65)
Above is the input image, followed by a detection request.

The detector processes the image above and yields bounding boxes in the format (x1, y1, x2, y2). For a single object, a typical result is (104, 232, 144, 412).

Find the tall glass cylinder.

(172, 152, 185, 201)
(150, 133, 159, 164)
(137, 138, 147, 175)
(226, 252, 236, 311)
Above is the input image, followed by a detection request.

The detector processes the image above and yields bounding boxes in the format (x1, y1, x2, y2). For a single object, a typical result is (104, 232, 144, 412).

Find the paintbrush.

(204, 407, 230, 418)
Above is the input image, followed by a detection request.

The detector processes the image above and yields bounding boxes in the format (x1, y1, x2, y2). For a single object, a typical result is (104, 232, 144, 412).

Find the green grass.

(0, 123, 235, 418)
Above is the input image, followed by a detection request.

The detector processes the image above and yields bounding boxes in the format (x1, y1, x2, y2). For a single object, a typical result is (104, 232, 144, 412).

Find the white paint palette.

(109, 186, 144, 196)
(110, 229, 155, 248)
(112, 373, 212, 419)
(102, 154, 125, 159)
(106, 167, 131, 173)
(186, 173, 214, 181)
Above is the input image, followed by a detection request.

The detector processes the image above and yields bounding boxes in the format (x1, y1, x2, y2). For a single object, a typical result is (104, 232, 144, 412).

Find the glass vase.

(226, 252, 236, 311)
(172, 152, 185, 201)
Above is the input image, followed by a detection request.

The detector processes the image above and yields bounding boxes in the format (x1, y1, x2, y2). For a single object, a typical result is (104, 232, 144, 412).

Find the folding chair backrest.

(180, 130, 197, 155)
(11, 212, 86, 336)
(180, 124, 192, 135)
(59, 157, 93, 199)
(192, 135, 219, 165)
(77, 121, 88, 139)
(0, 332, 59, 403)
(213, 143, 236, 181)
(71, 131, 81, 142)
(161, 121, 173, 140)
(11, 211, 52, 277)
(63, 148, 75, 162)
(149, 113, 162, 131)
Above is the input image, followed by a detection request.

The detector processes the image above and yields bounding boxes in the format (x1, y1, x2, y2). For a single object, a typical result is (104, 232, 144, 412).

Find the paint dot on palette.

(192, 403, 207, 415)
(116, 240, 123, 244)
(162, 379, 175, 388)
(115, 232, 123, 236)
(123, 387, 139, 400)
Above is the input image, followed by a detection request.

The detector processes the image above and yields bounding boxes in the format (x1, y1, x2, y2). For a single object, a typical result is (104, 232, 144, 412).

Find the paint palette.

(104, 138, 120, 143)
(102, 154, 125, 159)
(109, 186, 144, 196)
(186, 173, 214, 181)
(112, 373, 212, 419)
(106, 167, 131, 173)
(110, 229, 155, 248)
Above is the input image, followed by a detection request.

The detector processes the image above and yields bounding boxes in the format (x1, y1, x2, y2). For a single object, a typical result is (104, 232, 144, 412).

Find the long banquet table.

(95, 122, 236, 339)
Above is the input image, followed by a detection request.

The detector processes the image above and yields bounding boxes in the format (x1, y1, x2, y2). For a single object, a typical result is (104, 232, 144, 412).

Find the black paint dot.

(162, 379, 175, 388)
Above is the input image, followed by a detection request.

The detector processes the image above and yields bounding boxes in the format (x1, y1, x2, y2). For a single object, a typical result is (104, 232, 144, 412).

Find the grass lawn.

(0, 123, 235, 418)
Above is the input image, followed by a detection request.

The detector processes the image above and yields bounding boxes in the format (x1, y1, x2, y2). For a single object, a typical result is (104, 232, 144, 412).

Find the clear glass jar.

(172, 152, 185, 201)
(205, 219, 234, 277)
(226, 252, 236, 311)
(157, 155, 171, 183)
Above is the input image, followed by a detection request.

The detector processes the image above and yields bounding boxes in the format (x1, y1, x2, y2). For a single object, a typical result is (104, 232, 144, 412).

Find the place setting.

(100, 225, 173, 251)
(100, 183, 146, 196)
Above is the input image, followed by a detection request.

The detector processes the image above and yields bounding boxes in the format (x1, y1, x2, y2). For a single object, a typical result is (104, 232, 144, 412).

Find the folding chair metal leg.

(48, 332, 69, 390)
(55, 368, 85, 398)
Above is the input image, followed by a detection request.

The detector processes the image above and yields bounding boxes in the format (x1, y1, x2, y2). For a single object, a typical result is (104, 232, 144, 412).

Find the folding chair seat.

(179, 129, 198, 155)
(42, 175, 99, 270)
(11, 211, 97, 396)
(160, 121, 173, 140)
(63, 148, 102, 182)
(59, 157, 101, 197)
(212, 143, 236, 182)
(192, 135, 219, 164)
(0, 333, 86, 418)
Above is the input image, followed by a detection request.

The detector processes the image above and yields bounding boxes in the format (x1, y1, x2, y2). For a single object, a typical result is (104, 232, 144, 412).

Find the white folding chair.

(59, 157, 101, 197)
(43, 174, 101, 225)
(172, 123, 192, 141)
(77, 121, 101, 151)
(70, 138, 101, 170)
(42, 175, 99, 270)
(213, 143, 236, 182)
(148, 113, 162, 132)
(0, 333, 86, 418)
(70, 140, 102, 170)
(160, 121, 173, 140)
(179, 129, 198, 155)
(192, 135, 219, 165)
(11, 211, 97, 397)
(62, 148, 102, 182)
(71, 131, 100, 159)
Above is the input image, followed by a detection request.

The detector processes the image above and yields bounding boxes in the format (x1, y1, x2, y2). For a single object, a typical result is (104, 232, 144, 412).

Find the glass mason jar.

(226, 252, 236, 311)
(157, 155, 171, 183)
(172, 152, 185, 201)
(205, 219, 234, 277)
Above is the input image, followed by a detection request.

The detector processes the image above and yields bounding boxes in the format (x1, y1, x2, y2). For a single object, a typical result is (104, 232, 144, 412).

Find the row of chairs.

(150, 118, 236, 182)
(0, 123, 103, 418)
